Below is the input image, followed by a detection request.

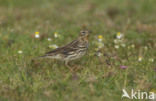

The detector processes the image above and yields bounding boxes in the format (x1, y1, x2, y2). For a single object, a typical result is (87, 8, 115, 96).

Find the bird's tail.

(38, 55, 47, 58)
(31, 55, 47, 61)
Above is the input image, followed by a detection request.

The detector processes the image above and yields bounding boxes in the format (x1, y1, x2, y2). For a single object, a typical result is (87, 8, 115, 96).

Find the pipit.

(40, 30, 90, 69)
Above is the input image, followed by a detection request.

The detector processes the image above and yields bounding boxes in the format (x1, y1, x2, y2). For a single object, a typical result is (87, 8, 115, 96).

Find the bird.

(39, 30, 90, 69)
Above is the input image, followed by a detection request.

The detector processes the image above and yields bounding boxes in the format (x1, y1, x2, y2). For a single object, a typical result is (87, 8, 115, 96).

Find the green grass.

(0, 0, 156, 101)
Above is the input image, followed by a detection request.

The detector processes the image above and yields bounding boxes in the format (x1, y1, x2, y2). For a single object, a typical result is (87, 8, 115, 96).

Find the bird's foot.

(72, 65, 83, 72)
(65, 62, 74, 72)
(65, 61, 83, 72)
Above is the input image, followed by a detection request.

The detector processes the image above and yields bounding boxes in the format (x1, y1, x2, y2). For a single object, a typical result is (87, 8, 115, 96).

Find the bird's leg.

(65, 61, 73, 72)
(73, 64, 82, 71)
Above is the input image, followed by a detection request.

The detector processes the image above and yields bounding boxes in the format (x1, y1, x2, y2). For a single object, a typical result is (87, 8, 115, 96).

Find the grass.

(0, 0, 156, 101)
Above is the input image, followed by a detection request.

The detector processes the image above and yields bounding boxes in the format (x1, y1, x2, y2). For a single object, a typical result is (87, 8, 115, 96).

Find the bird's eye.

(81, 31, 85, 34)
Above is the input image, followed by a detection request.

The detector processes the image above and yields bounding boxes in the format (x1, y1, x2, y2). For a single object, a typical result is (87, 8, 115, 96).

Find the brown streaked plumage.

(40, 30, 90, 68)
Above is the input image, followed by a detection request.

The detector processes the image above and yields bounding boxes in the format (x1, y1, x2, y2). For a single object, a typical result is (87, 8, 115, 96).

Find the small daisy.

(114, 39, 119, 44)
(131, 44, 135, 48)
(96, 52, 103, 57)
(138, 56, 143, 62)
(18, 50, 23, 54)
(114, 45, 119, 49)
(149, 58, 154, 62)
(116, 32, 123, 39)
(35, 32, 40, 38)
(98, 35, 103, 42)
(49, 44, 58, 49)
(144, 46, 148, 50)
(47, 38, 52, 41)
(97, 42, 104, 49)
(54, 32, 59, 38)
(121, 43, 126, 47)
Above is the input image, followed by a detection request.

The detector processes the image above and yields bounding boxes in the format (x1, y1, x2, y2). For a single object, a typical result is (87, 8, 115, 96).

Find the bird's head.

(80, 30, 90, 37)
(79, 30, 90, 42)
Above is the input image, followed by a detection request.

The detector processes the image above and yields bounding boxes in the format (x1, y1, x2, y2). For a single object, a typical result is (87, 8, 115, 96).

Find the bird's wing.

(45, 47, 63, 55)
(64, 39, 79, 48)
(43, 39, 79, 57)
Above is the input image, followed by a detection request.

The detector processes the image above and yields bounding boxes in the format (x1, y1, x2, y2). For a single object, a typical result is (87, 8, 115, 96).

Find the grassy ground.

(0, 0, 156, 101)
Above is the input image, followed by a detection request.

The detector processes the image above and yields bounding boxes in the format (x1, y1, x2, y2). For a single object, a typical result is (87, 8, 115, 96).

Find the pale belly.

(64, 51, 87, 61)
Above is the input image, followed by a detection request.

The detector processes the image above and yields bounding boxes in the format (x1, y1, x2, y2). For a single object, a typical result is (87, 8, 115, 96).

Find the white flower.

(121, 43, 126, 47)
(54, 32, 59, 38)
(116, 32, 123, 39)
(144, 46, 148, 50)
(131, 44, 135, 48)
(35, 32, 40, 38)
(98, 39, 102, 42)
(47, 38, 52, 41)
(114, 39, 118, 44)
(149, 58, 154, 62)
(49, 44, 58, 49)
(138, 56, 142, 62)
(98, 35, 103, 42)
(97, 52, 103, 57)
(18, 50, 23, 54)
(97, 42, 104, 49)
(114, 45, 119, 49)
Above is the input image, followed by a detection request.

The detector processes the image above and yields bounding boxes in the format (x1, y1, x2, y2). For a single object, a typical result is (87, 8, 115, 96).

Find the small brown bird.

(40, 30, 90, 68)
